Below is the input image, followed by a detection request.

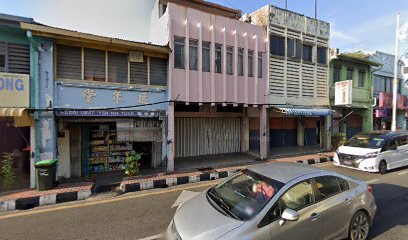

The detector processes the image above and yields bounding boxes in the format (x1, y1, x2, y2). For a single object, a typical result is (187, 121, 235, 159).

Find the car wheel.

(349, 211, 370, 240)
(379, 160, 387, 174)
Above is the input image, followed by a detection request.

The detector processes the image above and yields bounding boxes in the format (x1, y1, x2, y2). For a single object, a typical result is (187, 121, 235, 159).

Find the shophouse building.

(250, 6, 332, 155)
(19, 22, 169, 182)
(150, 0, 269, 170)
(0, 13, 36, 190)
(329, 50, 380, 139)
(369, 51, 408, 130)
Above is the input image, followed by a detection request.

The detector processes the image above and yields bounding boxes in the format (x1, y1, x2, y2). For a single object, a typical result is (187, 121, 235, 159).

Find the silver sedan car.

(166, 162, 377, 240)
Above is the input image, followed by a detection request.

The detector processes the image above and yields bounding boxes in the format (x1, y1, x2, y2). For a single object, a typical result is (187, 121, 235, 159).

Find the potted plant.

(331, 132, 347, 150)
(122, 150, 142, 177)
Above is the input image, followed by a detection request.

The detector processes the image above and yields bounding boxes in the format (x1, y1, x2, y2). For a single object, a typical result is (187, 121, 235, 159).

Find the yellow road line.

(0, 181, 218, 221)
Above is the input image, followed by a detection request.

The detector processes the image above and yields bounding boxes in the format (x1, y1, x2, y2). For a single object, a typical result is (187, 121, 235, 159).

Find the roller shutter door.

(175, 118, 241, 158)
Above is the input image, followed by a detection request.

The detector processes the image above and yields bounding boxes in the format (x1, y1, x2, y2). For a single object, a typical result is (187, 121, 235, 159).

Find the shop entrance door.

(346, 114, 363, 139)
(133, 142, 152, 170)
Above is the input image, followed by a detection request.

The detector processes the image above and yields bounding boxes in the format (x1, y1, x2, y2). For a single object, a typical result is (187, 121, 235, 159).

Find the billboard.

(0, 73, 30, 108)
(335, 80, 352, 105)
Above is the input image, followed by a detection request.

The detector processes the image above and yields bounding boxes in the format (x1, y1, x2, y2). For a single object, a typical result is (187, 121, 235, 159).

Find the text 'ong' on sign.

(0, 73, 30, 107)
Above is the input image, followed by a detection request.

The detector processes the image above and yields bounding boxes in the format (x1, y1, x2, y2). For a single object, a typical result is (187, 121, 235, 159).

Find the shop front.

(374, 92, 407, 130)
(0, 72, 34, 191)
(53, 81, 167, 179)
(269, 107, 333, 156)
(55, 110, 164, 177)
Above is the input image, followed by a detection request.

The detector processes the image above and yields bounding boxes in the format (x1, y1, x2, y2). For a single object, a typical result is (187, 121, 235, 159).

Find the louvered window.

(108, 51, 128, 83)
(84, 48, 106, 82)
(57, 44, 81, 80)
(0, 42, 5, 72)
(150, 57, 167, 86)
(7, 43, 30, 74)
(130, 56, 147, 85)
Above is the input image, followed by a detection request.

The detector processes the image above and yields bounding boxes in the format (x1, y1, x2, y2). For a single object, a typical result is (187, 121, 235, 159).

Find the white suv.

(334, 131, 408, 174)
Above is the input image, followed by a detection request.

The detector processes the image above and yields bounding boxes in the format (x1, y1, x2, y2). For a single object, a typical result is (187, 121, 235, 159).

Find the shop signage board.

(375, 109, 388, 118)
(0, 72, 30, 107)
(55, 109, 160, 118)
(334, 80, 352, 105)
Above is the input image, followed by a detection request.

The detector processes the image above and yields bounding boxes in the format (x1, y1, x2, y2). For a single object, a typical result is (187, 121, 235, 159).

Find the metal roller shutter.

(175, 117, 241, 158)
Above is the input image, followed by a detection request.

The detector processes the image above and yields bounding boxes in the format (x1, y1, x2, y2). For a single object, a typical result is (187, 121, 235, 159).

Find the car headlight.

(363, 152, 378, 159)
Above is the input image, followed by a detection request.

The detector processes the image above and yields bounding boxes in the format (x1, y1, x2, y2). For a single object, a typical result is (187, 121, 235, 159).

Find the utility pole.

(315, 0, 317, 19)
(392, 13, 400, 131)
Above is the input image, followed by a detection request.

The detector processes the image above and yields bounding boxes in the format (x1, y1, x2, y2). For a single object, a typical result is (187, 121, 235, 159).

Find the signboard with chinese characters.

(335, 80, 352, 106)
(0, 73, 30, 107)
(129, 51, 144, 62)
(379, 92, 393, 108)
(375, 109, 388, 118)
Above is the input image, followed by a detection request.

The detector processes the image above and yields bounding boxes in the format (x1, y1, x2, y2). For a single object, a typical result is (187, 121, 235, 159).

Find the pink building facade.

(150, 0, 269, 171)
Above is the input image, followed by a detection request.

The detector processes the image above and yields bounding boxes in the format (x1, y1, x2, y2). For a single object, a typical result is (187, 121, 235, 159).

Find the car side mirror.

(389, 146, 397, 151)
(279, 208, 299, 226)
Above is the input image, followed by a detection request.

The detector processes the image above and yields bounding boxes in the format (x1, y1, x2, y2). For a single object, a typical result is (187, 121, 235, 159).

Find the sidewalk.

(0, 151, 334, 212)
(119, 151, 335, 193)
(0, 182, 94, 212)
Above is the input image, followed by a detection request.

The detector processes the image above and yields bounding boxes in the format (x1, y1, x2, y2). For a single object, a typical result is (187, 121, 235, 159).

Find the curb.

(0, 189, 92, 212)
(119, 156, 334, 194)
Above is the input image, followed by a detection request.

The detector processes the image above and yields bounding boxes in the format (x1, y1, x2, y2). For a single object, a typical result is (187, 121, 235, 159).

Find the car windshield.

(207, 169, 284, 221)
(344, 135, 385, 149)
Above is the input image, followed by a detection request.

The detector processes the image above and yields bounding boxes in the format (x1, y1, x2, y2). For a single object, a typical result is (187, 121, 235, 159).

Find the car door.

(394, 135, 408, 168)
(384, 137, 400, 169)
(266, 179, 322, 240)
(315, 175, 352, 240)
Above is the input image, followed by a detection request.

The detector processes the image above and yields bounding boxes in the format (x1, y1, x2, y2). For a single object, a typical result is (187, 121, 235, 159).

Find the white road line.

(366, 179, 379, 184)
(139, 233, 164, 240)
(398, 171, 408, 175)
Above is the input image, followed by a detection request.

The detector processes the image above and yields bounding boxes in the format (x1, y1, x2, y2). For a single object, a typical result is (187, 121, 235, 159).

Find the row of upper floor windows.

(332, 65, 367, 88)
(270, 35, 328, 65)
(174, 36, 264, 78)
(56, 45, 167, 86)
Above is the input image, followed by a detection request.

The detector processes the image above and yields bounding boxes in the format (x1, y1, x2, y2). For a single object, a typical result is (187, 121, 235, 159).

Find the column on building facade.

(324, 115, 332, 150)
(167, 102, 175, 172)
(297, 118, 304, 147)
(241, 109, 249, 153)
(362, 108, 374, 132)
(260, 106, 269, 159)
(36, 112, 58, 161)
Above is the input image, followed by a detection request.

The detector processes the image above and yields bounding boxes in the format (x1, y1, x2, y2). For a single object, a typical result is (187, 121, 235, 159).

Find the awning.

(0, 108, 27, 117)
(278, 107, 335, 117)
(0, 108, 34, 127)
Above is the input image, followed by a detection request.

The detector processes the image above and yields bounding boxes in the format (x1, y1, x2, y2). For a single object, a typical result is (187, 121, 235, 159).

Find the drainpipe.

(27, 30, 41, 163)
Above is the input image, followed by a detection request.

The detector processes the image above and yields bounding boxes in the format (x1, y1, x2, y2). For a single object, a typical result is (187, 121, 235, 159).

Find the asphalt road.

(0, 162, 407, 240)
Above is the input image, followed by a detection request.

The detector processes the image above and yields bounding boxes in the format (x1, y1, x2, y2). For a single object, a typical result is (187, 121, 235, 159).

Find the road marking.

(398, 171, 408, 175)
(0, 181, 219, 221)
(172, 190, 199, 208)
(139, 233, 164, 240)
(366, 179, 379, 184)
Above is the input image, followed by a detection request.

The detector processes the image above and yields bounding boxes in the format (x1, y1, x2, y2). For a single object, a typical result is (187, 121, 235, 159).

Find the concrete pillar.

(37, 112, 58, 161)
(167, 103, 175, 172)
(260, 106, 270, 159)
(362, 108, 373, 132)
(30, 125, 36, 188)
(241, 109, 249, 153)
(324, 115, 332, 151)
(297, 118, 305, 147)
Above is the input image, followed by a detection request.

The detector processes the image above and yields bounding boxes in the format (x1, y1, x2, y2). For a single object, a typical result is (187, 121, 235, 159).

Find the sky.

(1, 0, 408, 55)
